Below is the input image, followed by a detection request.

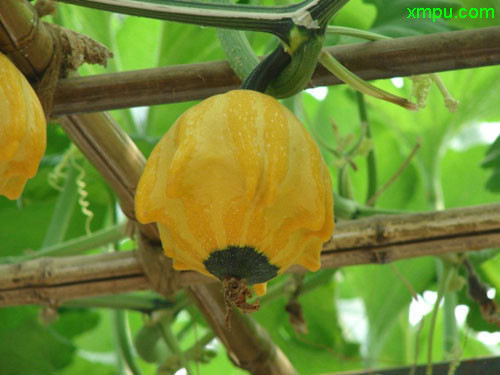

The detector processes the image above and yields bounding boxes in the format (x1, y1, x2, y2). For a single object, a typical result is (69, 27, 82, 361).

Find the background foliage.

(1, 0, 499, 374)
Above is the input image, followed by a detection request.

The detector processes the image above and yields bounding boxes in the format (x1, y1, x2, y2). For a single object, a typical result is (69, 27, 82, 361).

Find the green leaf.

(364, 0, 463, 36)
(145, 22, 224, 137)
(339, 257, 436, 361)
(332, 0, 377, 30)
(0, 307, 75, 375)
(52, 309, 101, 339)
(482, 134, 500, 168)
(442, 145, 500, 206)
(254, 276, 363, 374)
(481, 134, 500, 192)
(304, 88, 427, 210)
(58, 356, 117, 375)
(0, 198, 57, 256)
(366, 65, 500, 208)
(115, 17, 163, 71)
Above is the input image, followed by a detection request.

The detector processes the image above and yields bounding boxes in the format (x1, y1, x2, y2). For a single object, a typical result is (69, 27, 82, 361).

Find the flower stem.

(4, 223, 125, 263)
(356, 92, 378, 205)
(319, 50, 417, 110)
(63, 292, 174, 312)
(113, 309, 143, 375)
(327, 25, 390, 41)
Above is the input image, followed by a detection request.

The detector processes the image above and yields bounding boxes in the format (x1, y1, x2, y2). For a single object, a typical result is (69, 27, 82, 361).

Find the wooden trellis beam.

(50, 26, 500, 115)
(2, 202, 499, 307)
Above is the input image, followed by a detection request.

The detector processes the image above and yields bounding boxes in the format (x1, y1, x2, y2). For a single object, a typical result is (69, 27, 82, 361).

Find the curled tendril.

(410, 74, 432, 110)
(48, 145, 94, 235)
(48, 153, 71, 192)
(71, 156, 93, 235)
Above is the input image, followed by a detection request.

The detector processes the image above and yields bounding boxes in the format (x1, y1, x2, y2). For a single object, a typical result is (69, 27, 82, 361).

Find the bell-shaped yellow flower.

(0, 52, 46, 200)
(135, 90, 333, 297)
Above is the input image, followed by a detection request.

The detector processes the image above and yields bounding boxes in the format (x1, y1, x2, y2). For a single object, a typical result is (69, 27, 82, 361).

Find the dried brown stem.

(50, 26, 500, 115)
(463, 258, 500, 327)
(222, 277, 260, 328)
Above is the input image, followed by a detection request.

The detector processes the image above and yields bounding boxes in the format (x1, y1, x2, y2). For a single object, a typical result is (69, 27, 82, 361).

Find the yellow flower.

(135, 90, 333, 296)
(0, 52, 46, 200)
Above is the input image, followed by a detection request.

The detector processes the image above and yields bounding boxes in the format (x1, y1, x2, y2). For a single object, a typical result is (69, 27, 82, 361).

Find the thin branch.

(50, 26, 500, 115)
(366, 137, 421, 206)
(389, 263, 418, 301)
(356, 92, 377, 205)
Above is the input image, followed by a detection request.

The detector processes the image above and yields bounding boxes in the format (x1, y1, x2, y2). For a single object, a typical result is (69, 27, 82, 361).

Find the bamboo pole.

(0, 0, 55, 79)
(2, 202, 500, 306)
(50, 26, 500, 115)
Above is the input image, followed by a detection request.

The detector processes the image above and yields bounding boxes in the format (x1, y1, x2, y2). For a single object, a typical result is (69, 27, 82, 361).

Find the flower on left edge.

(0, 51, 46, 200)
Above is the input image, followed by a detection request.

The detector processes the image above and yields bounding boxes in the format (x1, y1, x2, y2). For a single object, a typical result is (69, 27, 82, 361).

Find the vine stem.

(426, 262, 453, 375)
(327, 25, 391, 41)
(113, 309, 143, 375)
(430, 73, 459, 113)
(4, 223, 125, 263)
(356, 92, 378, 205)
(158, 315, 193, 375)
(55, 0, 349, 43)
(63, 292, 174, 311)
(319, 50, 417, 110)
(333, 192, 407, 219)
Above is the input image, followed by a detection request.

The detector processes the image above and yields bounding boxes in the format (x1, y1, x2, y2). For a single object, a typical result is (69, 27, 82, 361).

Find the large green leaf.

(442, 145, 500, 206)
(52, 309, 101, 339)
(339, 257, 436, 362)
(0, 198, 57, 256)
(0, 307, 75, 375)
(254, 274, 362, 374)
(366, 66, 500, 208)
(379, 303, 494, 367)
(145, 22, 225, 137)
